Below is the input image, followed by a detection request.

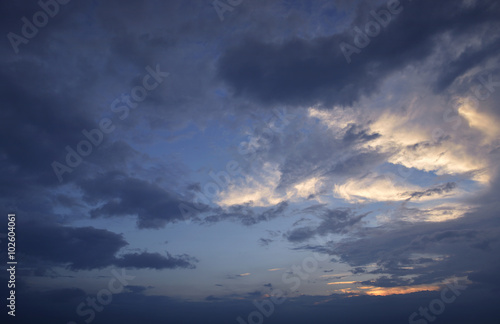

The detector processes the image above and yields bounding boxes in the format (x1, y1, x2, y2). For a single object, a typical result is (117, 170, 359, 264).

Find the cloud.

(226, 273, 252, 279)
(458, 97, 500, 142)
(215, 162, 285, 207)
(287, 226, 317, 243)
(0, 68, 96, 188)
(114, 252, 197, 270)
(334, 173, 460, 203)
(408, 229, 481, 249)
(387, 138, 491, 183)
(397, 203, 471, 223)
(361, 284, 441, 296)
(294, 199, 500, 289)
(8, 284, 500, 324)
(334, 174, 414, 203)
(217, 0, 500, 107)
(18, 221, 197, 270)
(125, 285, 152, 294)
(19, 221, 128, 270)
(468, 267, 500, 292)
(1, 1, 500, 323)
(215, 109, 386, 207)
(79, 171, 196, 228)
(286, 208, 368, 242)
(203, 201, 288, 226)
(258, 238, 274, 246)
(405, 182, 457, 200)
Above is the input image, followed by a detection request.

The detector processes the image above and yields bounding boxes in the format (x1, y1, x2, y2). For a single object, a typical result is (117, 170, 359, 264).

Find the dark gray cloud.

(405, 182, 457, 200)
(360, 276, 412, 288)
(295, 200, 500, 288)
(19, 221, 128, 270)
(258, 238, 274, 246)
(217, 0, 500, 107)
(79, 171, 195, 228)
(408, 229, 481, 249)
(0, 66, 96, 189)
(18, 220, 197, 270)
(125, 285, 152, 294)
(468, 267, 500, 292)
(5, 285, 499, 324)
(1, 0, 499, 323)
(342, 124, 381, 143)
(115, 252, 197, 270)
(203, 201, 288, 226)
(286, 226, 317, 243)
(286, 208, 368, 242)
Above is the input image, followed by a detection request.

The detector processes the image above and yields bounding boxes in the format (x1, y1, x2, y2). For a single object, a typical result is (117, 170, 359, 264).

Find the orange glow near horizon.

(328, 280, 443, 296)
(362, 285, 441, 296)
(327, 281, 358, 285)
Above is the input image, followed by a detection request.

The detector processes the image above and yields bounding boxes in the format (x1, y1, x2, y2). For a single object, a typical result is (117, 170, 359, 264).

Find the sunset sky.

(1, 0, 500, 323)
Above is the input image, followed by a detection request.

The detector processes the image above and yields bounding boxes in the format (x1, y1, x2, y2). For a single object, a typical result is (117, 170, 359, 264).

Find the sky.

(1, 0, 500, 323)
